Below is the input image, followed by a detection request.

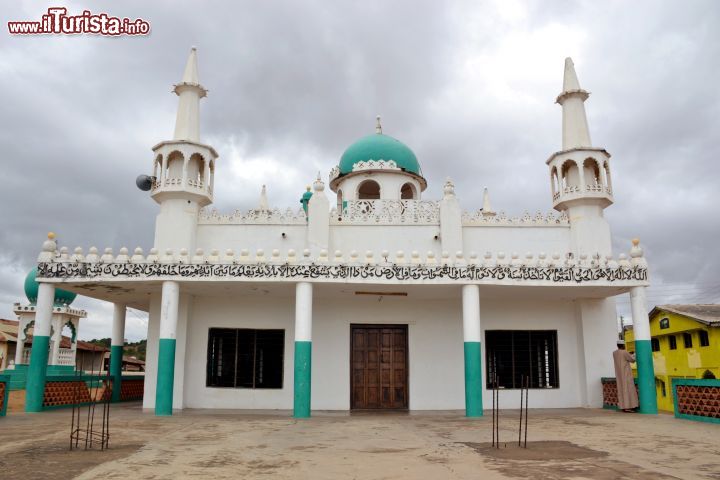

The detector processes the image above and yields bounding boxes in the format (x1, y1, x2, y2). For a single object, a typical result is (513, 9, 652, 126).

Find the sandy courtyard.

(0, 404, 718, 479)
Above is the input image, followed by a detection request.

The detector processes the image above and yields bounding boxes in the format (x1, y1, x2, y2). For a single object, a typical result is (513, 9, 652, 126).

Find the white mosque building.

(26, 49, 658, 417)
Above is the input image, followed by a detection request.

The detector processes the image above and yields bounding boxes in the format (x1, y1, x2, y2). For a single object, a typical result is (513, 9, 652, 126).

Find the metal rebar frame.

(517, 375, 529, 448)
(70, 344, 111, 451)
(491, 374, 500, 448)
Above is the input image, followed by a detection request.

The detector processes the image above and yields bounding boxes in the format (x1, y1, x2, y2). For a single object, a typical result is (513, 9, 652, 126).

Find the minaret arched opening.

(583, 158, 601, 187)
(153, 154, 162, 182)
(561, 160, 580, 190)
(603, 160, 612, 192)
(166, 151, 184, 180)
(337, 189, 343, 212)
(550, 166, 559, 196)
(400, 182, 417, 200)
(357, 179, 381, 199)
(187, 153, 205, 187)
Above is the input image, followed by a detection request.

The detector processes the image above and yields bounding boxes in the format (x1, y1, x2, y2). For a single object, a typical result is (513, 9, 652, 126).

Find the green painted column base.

(464, 341, 484, 417)
(293, 341, 312, 418)
(26, 335, 50, 413)
(635, 339, 658, 414)
(110, 345, 124, 403)
(155, 338, 176, 416)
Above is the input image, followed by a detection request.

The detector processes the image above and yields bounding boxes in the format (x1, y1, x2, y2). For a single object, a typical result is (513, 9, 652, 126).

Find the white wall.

(574, 297, 618, 407)
(462, 226, 571, 256)
(197, 224, 307, 254)
(171, 290, 596, 411)
(184, 295, 296, 409)
(330, 225, 440, 256)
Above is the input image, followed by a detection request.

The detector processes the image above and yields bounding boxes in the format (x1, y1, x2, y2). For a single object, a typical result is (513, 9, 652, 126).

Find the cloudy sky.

(1, 0, 718, 341)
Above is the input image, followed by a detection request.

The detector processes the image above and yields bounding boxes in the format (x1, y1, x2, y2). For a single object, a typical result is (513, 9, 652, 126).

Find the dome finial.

(375, 115, 382, 134)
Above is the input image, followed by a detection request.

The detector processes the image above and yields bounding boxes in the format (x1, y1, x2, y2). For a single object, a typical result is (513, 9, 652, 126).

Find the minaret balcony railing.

(552, 184, 613, 208)
(151, 177, 212, 197)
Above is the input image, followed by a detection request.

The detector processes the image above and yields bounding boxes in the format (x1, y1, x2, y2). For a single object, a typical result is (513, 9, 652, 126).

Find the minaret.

(149, 47, 218, 253)
(173, 47, 205, 142)
(559, 57, 592, 149)
(546, 58, 614, 256)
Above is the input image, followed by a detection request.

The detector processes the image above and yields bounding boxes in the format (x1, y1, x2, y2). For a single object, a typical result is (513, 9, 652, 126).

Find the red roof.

(24, 335, 109, 352)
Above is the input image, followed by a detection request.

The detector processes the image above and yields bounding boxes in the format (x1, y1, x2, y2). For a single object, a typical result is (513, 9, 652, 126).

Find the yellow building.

(624, 304, 720, 412)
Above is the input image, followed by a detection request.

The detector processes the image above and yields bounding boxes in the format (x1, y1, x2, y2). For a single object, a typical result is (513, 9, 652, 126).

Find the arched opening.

(337, 189, 344, 213)
(400, 182, 416, 200)
(561, 160, 580, 190)
(583, 158, 601, 187)
(357, 180, 381, 199)
(603, 160, 612, 192)
(188, 153, 205, 186)
(153, 154, 162, 180)
(550, 166, 559, 196)
(166, 151, 184, 180)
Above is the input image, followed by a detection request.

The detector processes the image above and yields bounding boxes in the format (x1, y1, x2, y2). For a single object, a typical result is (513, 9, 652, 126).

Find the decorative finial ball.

(632, 238, 640, 247)
(48, 232, 56, 240)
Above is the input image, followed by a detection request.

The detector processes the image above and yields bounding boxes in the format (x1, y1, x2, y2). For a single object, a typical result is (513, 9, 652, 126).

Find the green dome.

(339, 133, 421, 176)
(24, 267, 77, 306)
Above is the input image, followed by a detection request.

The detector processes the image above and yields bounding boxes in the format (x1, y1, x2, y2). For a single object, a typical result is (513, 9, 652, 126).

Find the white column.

(294, 281, 313, 418)
(14, 319, 26, 366)
(630, 286, 657, 414)
(630, 287, 650, 340)
(462, 285, 481, 343)
(112, 303, 126, 348)
(156, 280, 180, 415)
(160, 282, 180, 340)
(26, 282, 55, 412)
(462, 285, 483, 417)
(49, 315, 61, 366)
(295, 282, 313, 342)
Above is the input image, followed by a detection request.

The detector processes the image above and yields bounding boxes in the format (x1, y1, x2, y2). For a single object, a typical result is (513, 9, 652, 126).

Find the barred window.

(485, 330, 559, 389)
(699, 330, 710, 347)
(683, 333, 693, 348)
(668, 335, 677, 350)
(206, 328, 284, 389)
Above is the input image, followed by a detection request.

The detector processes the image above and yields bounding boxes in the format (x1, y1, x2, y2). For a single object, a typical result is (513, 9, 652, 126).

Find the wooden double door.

(350, 324, 408, 410)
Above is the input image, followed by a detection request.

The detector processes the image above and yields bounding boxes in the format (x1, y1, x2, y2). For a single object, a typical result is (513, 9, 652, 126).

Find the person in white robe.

(613, 340, 639, 412)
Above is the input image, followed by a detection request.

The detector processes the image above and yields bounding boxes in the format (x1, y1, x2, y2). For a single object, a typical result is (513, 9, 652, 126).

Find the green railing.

(672, 378, 720, 424)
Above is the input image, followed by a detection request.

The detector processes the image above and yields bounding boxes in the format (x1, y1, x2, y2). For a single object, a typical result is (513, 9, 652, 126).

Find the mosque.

(27, 49, 657, 417)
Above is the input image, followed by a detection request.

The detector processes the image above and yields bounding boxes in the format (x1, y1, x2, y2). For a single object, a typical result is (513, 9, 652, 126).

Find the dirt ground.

(0, 404, 718, 479)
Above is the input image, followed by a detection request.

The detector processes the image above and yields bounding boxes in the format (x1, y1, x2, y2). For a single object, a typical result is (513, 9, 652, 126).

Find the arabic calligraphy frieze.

(37, 262, 648, 284)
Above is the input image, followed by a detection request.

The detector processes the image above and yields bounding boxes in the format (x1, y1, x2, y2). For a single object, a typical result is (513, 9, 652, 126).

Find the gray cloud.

(1, 0, 718, 338)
